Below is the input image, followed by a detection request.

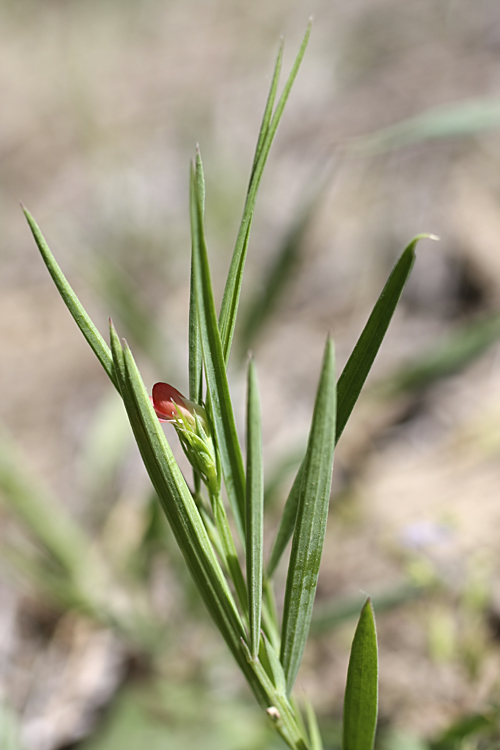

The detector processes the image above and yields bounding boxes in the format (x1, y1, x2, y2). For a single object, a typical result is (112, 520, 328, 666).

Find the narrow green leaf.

(219, 22, 312, 366)
(280, 338, 336, 695)
(246, 358, 264, 658)
(337, 235, 435, 441)
(251, 39, 284, 180)
(23, 207, 117, 389)
(190, 153, 246, 538)
(189, 156, 204, 405)
(267, 237, 428, 578)
(304, 699, 323, 750)
(342, 599, 378, 750)
(108, 326, 264, 700)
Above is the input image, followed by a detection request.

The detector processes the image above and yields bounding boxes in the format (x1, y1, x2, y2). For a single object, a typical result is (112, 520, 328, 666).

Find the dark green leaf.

(190, 153, 246, 539)
(337, 235, 432, 441)
(342, 599, 378, 750)
(245, 358, 264, 658)
(280, 338, 336, 695)
(23, 207, 117, 389)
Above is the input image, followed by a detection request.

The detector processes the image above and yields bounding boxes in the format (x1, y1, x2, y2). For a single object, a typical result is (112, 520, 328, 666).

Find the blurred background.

(2, 0, 500, 748)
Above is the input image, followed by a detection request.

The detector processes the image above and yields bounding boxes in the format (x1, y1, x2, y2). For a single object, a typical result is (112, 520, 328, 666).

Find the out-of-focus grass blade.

(348, 97, 500, 155)
(267, 466, 302, 578)
(280, 338, 336, 695)
(23, 207, 117, 389)
(77, 391, 132, 501)
(264, 447, 304, 509)
(337, 235, 434, 441)
(88, 254, 173, 374)
(190, 152, 246, 538)
(377, 314, 500, 396)
(429, 709, 499, 750)
(245, 358, 264, 659)
(239, 170, 328, 356)
(219, 22, 312, 366)
(311, 580, 424, 635)
(342, 599, 378, 750)
(0, 430, 92, 581)
(305, 699, 323, 750)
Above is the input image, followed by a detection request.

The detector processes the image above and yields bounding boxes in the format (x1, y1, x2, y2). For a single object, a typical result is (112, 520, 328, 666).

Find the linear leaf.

(336, 234, 434, 441)
(246, 358, 264, 658)
(107, 326, 265, 701)
(189, 155, 204, 405)
(219, 22, 312, 366)
(280, 338, 336, 695)
(190, 152, 246, 538)
(305, 699, 323, 750)
(23, 207, 117, 389)
(267, 237, 427, 578)
(342, 599, 378, 750)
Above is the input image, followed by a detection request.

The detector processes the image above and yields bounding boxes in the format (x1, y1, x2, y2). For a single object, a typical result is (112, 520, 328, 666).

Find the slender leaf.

(342, 599, 378, 750)
(189, 155, 204, 405)
(304, 699, 323, 750)
(280, 338, 336, 695)
(267, 237, 428, 578)
(23, 207, 117, 389)
(108, 326, 265, 700)
(251, 39, 284, 181)
(219, 22, 312, 366)
(246, 358, 264, 658)
(190, 152, 246, 538)
(336, 234, 435, 441)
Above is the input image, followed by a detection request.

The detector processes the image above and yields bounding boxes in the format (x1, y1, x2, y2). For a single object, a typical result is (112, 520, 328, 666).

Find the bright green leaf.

(342, 599, 378, 750)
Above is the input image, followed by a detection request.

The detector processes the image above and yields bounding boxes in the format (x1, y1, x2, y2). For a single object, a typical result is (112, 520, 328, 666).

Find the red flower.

(152, 382, 195, 424)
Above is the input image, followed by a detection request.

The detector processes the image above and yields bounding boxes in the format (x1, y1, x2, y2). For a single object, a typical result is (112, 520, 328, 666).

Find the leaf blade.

(336, 234, 433, 441)
(342, 599, 379, 750)
(23, 207, 117, 389)
(190, 153, 246, 537)
(246, 358, 264, 658)
(219, 23, 312, 366)
(280, 337, 336, 695)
